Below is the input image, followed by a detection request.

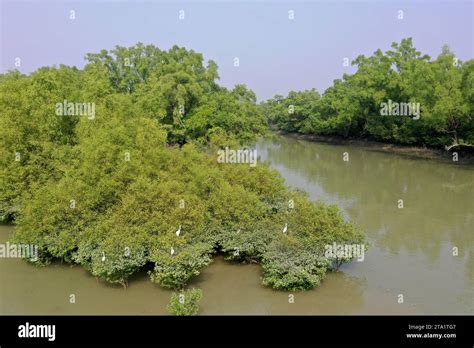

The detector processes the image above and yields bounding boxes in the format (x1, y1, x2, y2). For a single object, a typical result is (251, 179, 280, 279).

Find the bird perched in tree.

(283, 223, 288, 233)
(176, 225, 181, 237)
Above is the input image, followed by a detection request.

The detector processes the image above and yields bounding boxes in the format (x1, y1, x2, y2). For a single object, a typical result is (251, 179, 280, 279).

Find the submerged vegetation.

(261, 39, 474, 149)
(0, 43, 365, 291)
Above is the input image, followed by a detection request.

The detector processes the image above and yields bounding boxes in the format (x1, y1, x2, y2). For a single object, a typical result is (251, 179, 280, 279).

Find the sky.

(1, 0, 473, 101)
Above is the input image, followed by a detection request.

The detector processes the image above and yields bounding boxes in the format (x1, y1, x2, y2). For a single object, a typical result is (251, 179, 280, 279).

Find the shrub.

(167, 288, 203, 316)
(261, 238, 330, 291)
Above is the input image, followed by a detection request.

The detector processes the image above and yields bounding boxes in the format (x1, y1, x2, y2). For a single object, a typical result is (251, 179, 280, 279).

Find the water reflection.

(257, 135, 473, 314)
(257, 136, 473, 259)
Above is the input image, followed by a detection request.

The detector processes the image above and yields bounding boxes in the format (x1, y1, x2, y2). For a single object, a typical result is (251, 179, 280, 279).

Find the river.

(1, 135, 472, 314)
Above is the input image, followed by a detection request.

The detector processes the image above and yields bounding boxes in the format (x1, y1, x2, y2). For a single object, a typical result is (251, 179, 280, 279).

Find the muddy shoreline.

(276, 131, 474, 163)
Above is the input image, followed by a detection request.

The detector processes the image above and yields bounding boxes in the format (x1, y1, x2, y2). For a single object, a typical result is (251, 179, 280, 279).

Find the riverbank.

(276, 131, 474, 163)
(3, 136, 472, 314)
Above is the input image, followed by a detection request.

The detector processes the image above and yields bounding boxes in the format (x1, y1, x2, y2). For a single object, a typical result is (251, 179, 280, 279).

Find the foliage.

(261, 238, 330, 291)
(1, 43, 366, 291)
(167, 288, 203, 316)
(261, 38, 474, 148)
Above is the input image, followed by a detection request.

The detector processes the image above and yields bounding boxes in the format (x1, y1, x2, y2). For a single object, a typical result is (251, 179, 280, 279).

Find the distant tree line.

(261, 38, 474, 149)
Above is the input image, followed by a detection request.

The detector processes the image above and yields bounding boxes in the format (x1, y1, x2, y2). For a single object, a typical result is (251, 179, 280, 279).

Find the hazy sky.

(1, 0, 473, 100)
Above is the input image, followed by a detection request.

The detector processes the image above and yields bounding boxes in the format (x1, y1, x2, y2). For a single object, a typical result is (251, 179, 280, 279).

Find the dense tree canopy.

(261, 39, 474, 148)
(0, 43, 364, 291)
(0, 44, 265, 221)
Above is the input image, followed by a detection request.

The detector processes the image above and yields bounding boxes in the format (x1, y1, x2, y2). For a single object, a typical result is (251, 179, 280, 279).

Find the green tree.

(262, 38, 474, 149)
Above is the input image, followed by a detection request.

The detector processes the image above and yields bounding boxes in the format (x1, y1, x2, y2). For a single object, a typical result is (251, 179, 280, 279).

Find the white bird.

(101, 252, 106, 262)
(176, 225, 181, 237)
(283, 223, 288, 233)
(170, 247, 175, 256)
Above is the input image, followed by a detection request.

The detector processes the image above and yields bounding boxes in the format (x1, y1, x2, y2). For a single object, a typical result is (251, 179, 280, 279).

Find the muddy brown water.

(1, 135, 472, 314)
